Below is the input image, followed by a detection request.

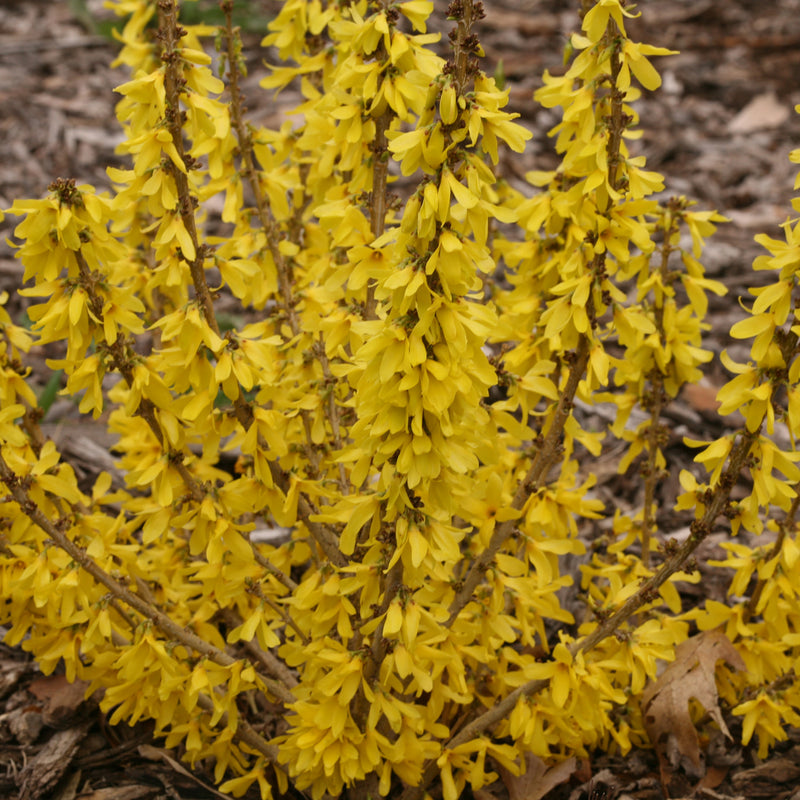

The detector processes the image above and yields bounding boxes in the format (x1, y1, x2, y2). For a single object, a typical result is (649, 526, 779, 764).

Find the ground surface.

(2, 0, 800, 798)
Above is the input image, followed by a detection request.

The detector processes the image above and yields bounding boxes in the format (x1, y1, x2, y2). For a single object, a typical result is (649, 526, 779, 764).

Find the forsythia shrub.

(3, 0, 800, 796)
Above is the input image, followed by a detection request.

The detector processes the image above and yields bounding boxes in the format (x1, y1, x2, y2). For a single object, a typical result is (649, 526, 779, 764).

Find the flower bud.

(440, 84, 457, 125)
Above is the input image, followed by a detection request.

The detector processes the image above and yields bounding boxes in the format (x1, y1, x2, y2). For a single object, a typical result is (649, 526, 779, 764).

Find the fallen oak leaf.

(496, 752, 577, 800)
(696, 764, 730, 791)
(641, 630, 745, 774)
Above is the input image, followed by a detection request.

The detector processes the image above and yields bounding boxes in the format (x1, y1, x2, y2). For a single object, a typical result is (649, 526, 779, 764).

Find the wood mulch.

(2, 0, 800, 798)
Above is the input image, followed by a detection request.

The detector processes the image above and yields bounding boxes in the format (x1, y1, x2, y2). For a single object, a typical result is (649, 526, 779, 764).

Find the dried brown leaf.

(682, 382, 722, 415)
(28, 674, 92, 727)
(497, 752, 577, 800)
(642, 630, 745, 769)
(729, 92, 790, 134)
(696, 764, 730, 790)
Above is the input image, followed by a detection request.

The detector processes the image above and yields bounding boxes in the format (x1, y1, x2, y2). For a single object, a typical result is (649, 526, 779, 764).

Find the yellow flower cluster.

(483, 6, 733, 763)
(669, 119, 800, 758)
(3, 0, 800, 798)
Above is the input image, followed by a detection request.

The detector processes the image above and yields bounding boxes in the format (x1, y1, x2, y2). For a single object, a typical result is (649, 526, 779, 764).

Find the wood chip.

(19, 720, 92, 800)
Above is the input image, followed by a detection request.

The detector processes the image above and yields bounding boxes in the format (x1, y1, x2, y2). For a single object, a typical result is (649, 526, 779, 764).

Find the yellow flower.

(582, 0, 637, 42)
(618, 42, 676, 92)
(733, 692, 800, 758)
(399, 0, 433, 32)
